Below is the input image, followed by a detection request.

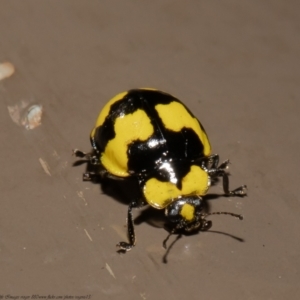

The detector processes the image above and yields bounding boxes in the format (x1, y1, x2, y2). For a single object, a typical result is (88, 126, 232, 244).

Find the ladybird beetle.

(74, 88, 247, 251)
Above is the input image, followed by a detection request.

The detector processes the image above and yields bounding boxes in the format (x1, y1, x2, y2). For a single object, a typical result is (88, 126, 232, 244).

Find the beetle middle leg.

(204, 154, 247, 196)
(116, 200, 139, 252)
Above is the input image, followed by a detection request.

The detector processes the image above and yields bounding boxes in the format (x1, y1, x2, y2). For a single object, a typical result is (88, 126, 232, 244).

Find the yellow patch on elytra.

(180, 203, 195, 222)
(155, 102, 211, 156)
(101, 109, 154, 176)
(93, 91, 128, 131)
(144, 165, 209, 209)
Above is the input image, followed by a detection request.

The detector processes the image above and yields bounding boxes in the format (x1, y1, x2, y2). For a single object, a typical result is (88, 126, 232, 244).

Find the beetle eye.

(202, 220, 212, 231)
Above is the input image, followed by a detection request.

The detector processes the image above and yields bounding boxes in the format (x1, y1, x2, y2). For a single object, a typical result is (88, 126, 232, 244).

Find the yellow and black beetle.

(74, 89, 247, 251)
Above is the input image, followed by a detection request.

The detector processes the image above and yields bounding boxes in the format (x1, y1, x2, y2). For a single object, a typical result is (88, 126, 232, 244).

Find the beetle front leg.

(116, 201, 138, 252)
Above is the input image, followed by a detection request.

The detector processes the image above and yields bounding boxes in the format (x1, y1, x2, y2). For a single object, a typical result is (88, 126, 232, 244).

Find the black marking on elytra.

(93, 89, 207, 186)
(127, 128, 204, 173)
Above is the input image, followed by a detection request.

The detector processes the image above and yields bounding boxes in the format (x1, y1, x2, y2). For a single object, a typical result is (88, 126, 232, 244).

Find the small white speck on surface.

(140, 292, 147, 300)
(39, 158, 51, 176)
(21, 104, 43, 130)
(84, 228, 93, 242)
(7, 100, 29, 125)
(0, 61, 15, 80)
(105, 263, 116, 279)
(52, 150, 60, 159)
(77, 191, 87, 205)
(7, 101, 43, 130)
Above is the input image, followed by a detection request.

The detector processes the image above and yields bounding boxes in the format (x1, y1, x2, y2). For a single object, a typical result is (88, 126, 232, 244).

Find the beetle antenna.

(203, 211, 243, 220)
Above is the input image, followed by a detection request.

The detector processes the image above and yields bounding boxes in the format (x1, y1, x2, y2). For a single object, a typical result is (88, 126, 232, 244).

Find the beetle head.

(163, 195, 243, 248)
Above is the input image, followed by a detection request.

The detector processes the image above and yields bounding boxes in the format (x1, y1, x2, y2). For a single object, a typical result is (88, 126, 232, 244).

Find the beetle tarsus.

(83, 172, 96, 181)
(228, 185, 247, 196)
(73, 149, 87, 158)
(218, 159, 230, 170)
(116, 242, 134, 252)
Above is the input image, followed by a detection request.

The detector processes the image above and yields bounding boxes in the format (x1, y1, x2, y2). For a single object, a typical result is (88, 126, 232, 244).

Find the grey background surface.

(0, 1, 299, 299)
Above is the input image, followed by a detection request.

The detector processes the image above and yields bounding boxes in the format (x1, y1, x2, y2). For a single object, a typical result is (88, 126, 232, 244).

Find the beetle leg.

(203, 154, 247, 196)
(205, 156, 229, 175)
(221, 171, 247, 196)
(73, 149, 109, 181)
(116, 201, 137, 252)
(82, 171, 108, 181)
(163, 228, 176, 249)
(207, 154, 220, 169)
(72, 149, 99, 165)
